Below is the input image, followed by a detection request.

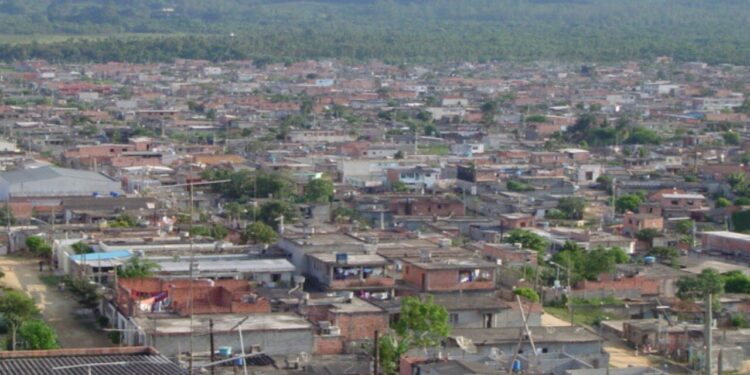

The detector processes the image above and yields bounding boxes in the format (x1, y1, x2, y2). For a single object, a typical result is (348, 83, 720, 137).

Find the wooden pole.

(373, 330, 379, 375)
(209, 319, 215, 375)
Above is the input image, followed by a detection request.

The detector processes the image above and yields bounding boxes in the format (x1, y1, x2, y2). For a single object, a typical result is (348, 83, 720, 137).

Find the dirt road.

(0, 256, 113, 348)
(542, 310, 655, 369)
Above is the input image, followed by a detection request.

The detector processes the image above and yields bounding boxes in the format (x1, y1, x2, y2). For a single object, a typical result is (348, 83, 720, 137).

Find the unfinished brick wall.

(330, 312, 389, 342)
(314, 335, 344, 355)
(117, 277, 270, 317)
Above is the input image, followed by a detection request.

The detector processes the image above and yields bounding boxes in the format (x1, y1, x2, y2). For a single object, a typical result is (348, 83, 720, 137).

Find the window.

(671, 200, 679, 205)
(271, 274, 281, 282)
(449, 313, 459, 325)
(483, 313, 492, 328)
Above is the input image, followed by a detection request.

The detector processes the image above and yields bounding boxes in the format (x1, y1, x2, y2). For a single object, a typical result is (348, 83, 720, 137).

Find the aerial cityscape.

(0, 1, 748, 375)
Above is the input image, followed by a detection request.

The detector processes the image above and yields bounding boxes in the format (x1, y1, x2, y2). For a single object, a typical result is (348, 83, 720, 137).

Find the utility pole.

(209, 319, 216, 375)
(705, 292, 713, 375)
(373, 330, 379, 375)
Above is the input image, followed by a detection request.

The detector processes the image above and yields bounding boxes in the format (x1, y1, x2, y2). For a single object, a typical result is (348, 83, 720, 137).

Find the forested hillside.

(0, 0, 748, 64)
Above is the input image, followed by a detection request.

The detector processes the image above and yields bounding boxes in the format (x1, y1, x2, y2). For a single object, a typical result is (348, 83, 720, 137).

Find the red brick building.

(401, 257, 496, 293)
(115, 277, 271, 317)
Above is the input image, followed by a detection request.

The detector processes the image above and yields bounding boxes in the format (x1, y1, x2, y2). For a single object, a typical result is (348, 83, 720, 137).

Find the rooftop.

(133, 313, 311, 335)
(153, 257, 295, 274)
(308, 253, 388, 266)
(0, 346, 185, 375)
(450, 326, 601, 345)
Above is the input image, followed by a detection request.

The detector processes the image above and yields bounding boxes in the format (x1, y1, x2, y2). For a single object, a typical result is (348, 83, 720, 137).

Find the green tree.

(649, 246, 680, 267)
(504, 229, 548, 253)
(71, 242, 94, 255)
(556, 197, 586, 220)
(514, 287, 540, 303)
(0, 290, 39, 350)
(676, 268, 724, 310)
(304, 178, 334, 203)
(117, 257, 160, 279)
(110, 213, 137, 228)
(379, 296, 450, 375)
(615, 193, 644, 213)
(65, 277, 101, 308)
(258, 200, 297, 229)
(507, 180, 533, 192)
(722, 270, 750, 294)
(723, 131, 740, 145)
(18, 320, 58, 350)
(392, 181, 409, 193)
(0, 204, 15, 226)
(636, 228, 661, 248)
(25, 236, 51, 258)
(242, 221, 278, 244)
(716, 197, 731, 208)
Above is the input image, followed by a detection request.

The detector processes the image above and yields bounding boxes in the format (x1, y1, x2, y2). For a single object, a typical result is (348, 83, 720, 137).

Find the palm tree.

(117, 257, 160, 278)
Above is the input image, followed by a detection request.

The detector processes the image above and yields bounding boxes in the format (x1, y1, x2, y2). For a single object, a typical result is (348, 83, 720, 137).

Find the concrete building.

(131, 313, 314, 358)
(701, 231, 750, 257)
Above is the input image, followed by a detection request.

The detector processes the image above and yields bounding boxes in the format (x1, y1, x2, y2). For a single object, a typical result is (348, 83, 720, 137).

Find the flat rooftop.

(702, 231, 750, 242)
(405, 257, 496, 270)
(283, 233, 364, 247)
(308, 253, 388, 266)
(450, 326, 601, 344)
(152, 258, 295, 274)
(134, 313, 311, 335)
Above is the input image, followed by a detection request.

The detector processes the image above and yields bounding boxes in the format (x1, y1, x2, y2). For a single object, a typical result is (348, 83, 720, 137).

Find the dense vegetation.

(0, 1, 748, 64)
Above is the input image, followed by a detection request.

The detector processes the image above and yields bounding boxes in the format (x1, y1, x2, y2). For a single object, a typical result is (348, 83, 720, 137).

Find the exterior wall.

(389, 198, 465, 216)
(314, 335, 344, 355)
(146, 328, 314, 358)
(331, 312, 389, 341)
(500, 216, 535, 229)
(701, 233, 750, 255)
(574, 276, 660, 299)
(402, 265, 495, 292)
(658, 197, 706, 209)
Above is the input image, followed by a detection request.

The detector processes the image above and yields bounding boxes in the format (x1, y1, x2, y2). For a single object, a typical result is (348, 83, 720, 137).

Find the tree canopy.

(242, 221, 278, 244)
(0, 290, 39, 350)
(0, 1, 749, 64)
(379, 296, 450, 375)
(304, 178, 334, 203)
(18, 320, 58, 350)
(504, 229, 548, 253)
(117, 257, 160, 279)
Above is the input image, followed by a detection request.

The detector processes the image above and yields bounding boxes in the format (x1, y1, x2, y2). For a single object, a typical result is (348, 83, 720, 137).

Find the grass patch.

(39, 274, 62, 288)
(418, 145, 450, 156)
(544, 306, 609, 327)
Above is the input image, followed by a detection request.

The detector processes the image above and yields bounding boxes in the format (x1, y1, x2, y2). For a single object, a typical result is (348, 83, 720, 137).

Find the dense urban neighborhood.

(0, 57, 748, 374)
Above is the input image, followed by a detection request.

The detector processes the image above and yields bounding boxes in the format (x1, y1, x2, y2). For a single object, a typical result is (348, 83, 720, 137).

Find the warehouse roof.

(0, 347, 185, 375)
(0, 166, 123, 199)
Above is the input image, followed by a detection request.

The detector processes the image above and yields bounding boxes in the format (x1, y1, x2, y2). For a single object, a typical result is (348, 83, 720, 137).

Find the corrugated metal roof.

(0, 166, 123, 198)
(0, 353, 186, 375)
